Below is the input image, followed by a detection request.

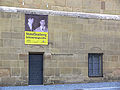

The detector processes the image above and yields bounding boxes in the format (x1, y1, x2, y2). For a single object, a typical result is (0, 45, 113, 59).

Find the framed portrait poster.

(25, 14, 48, 45)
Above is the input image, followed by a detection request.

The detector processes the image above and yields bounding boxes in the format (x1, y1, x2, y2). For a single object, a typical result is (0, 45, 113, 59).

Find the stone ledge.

(0, 6, 120, 20)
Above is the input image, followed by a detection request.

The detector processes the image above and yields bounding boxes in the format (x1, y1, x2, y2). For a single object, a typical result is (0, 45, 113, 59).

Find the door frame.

(28, 52, 44, 85)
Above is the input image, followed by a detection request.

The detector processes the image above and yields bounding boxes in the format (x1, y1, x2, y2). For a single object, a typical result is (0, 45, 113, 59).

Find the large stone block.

(58, 62, 76, 67)
(51, 6, 65, 11)
(73, 43, 85, 50)
(82, 0, 101, 10)
(112, 68, 120, 77)
(54, 0, 66, 7)
(0, 12, 12, 18)
(107, 56, 118, 62)
(0, 68, 10, 77)
(81, 69, 88, 76)
(72, 68, 81, 74)
(11, 68, 21, 76)
(0, 39, 3, 47)
(38, 0, 52, 10)
(10, 61, 19, 68)
(44, 53, 52, 60)
(82, 9, 100, 13)
(1, 32, 12, 39)
(44, 68, 56, 76)
(24, 0, 34, 5)
(0, 20, 11, 32)
(101, 1, 105, 10)
(66, 0, 82, 8)
(3, 39, 12, 47)
(45, 61, 57, 68)
(1, 54, 18, 60)
(54, 68, 60, 76)
(64, 7, 72, 12)
(0, 47, 10, 54)
(12, 0, 21, 7)
(105, 0, 115, 10)
(76, 18, 89, 24)
(72, 7, 82, 12)
(11, 32, 23, 39)
(73, 54, 86, 61)
(9, 48, 24, 54)
(60, 68, 72, 74)
(2, 61, 10, 68)
(11, 39, 23, 48)
(1, 77, 15, 86)
(77, 62, 88, 67)
(20, 68, 28, 77)
(19, 54, 28, 61)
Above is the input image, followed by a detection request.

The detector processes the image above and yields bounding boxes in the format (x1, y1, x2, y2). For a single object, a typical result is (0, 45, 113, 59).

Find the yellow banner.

(25, 31, 48, 45)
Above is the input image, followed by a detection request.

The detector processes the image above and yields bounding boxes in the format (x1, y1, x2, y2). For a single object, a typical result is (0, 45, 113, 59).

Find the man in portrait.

(25, 14, 48, 32)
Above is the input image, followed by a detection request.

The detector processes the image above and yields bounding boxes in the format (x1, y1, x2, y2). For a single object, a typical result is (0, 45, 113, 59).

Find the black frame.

(88, 53, 103, 77)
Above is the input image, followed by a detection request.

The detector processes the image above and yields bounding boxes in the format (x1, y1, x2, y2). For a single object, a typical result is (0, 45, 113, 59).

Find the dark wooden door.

(29, 54, 43, 85)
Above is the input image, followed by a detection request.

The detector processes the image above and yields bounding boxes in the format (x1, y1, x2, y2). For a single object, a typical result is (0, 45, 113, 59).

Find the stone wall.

(0, 8, 120, 86)
(1, 0, 120, 14)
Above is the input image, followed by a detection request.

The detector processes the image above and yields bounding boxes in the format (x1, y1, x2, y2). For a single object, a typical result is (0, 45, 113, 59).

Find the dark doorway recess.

(29, 53, 43, 85)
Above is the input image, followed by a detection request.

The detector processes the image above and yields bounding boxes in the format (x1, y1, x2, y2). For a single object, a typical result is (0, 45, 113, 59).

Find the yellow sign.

(25, 31, 48, 45)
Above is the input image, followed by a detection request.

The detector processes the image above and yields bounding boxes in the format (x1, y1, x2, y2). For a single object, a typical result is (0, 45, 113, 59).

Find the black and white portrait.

(25, 14, 48, 32)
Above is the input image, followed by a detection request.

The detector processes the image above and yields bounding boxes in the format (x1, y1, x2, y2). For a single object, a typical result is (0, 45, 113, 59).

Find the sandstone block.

(60, 68, 72, 74)
(66, 0, 82, 8)
(0, 39, 3, 47)
(1, 54, 18, 60)
(1, 32, 12, 39)
(21, 68, 28, 76)
(2, 61, 10, 68)
(19, 54, 28, 61)
(58, 62, 76, 67)
(54, 0, 66, 7)
(10, 61, 19, 68)
(44, 68, 55, 76)
(11, 68, 20, 76)
(11, 32, 23, 39)
(0, 68, 10, 77)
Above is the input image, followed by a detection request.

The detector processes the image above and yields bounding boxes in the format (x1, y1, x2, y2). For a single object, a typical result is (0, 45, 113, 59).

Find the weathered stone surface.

(0, 9, 120, 86)
(77, 62, 88, 67)
(0, 69, 10, 77)
(19, 54, 28, 61)
(11, 68, 21, 76)
(45, 61, 57, 68)
(66, 0, 82, 8)
(0, 39, 3, 47)
(1, 54, 18, 60)
(72, 68, 81, 74)
(1, 77, 16, 86)
(11, 32, 23, 39)
(44, 68, 56, 76)
(1, 32, 12, 39)
(112, 68, 120, 77)
(58, 62, 76, 67)
(60, 68, 72, 74)
(54, 0, 66, 7)
(20, 68, 28, 77)
(3, 39, 12, 47)
(44, 53, 52, 60)
(2, 61, 10, 68)
(101, 1, 105, 10)
(10, 61, 19, 68)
